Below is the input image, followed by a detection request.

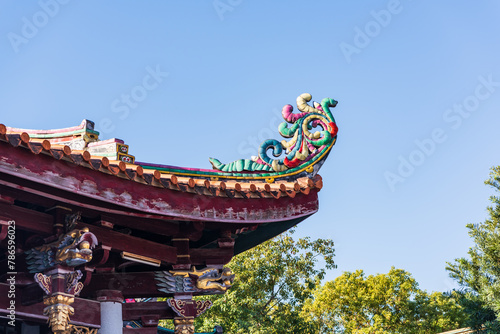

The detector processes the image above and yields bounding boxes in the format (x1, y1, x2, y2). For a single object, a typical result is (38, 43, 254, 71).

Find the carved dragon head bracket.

(156, 266, 233, 333)
(26, 227, 98, 273)
(28, 222, 98, 334)
(155, 266, 235, 295)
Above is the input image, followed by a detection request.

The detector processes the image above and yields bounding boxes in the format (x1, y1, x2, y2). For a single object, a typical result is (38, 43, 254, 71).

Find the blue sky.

(1, 1, 500, 293)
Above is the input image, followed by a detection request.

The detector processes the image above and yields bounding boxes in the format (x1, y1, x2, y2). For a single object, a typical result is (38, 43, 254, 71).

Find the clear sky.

(1, 1, 500, 293)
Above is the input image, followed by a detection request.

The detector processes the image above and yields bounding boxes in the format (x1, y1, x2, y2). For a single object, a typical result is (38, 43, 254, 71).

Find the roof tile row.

(0, 125, 322, 199)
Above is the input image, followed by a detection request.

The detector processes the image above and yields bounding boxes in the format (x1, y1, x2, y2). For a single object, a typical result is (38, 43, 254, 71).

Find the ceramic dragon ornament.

(209, 93, 338, 175)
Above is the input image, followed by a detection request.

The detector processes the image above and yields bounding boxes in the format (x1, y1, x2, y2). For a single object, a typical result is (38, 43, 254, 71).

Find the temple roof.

(0, 120, 323, 201)
(0, 93, 338, 253)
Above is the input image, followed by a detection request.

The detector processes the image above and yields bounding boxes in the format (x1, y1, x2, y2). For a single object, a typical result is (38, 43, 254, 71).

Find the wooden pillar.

(171, 237, 191, 270)
(33, 266, 85, 334)
(97, 290, 124, 334)
(45, 206, 72, 236)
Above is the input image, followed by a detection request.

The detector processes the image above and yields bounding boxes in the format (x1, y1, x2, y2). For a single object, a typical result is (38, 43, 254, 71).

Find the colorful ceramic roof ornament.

(209, 93, 338, 177)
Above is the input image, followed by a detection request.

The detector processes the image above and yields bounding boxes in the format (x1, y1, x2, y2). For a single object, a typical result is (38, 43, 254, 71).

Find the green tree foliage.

(447, 166, 500, 332)
(302, 268, 465, 333)
(195, 230, 336, 333)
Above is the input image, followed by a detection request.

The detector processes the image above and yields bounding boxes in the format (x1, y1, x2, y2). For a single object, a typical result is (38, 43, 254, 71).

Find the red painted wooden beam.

(99, 214, 180, 237)
(190, 247, 234, 266)
(0, 283, 101, 327)
(123, 301, 175, 321)
(75, 222, 178, 265)
(0, 201, 53, 236)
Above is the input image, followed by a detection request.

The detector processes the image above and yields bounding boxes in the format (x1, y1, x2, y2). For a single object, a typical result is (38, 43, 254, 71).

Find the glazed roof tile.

(0, 122, 323, 199)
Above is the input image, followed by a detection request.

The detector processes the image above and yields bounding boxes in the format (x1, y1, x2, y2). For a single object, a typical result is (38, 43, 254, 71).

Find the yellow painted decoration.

(43, 295, 75, 334)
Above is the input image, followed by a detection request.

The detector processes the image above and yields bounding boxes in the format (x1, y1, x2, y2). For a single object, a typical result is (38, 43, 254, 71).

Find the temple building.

(0, 93, 338, 334)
